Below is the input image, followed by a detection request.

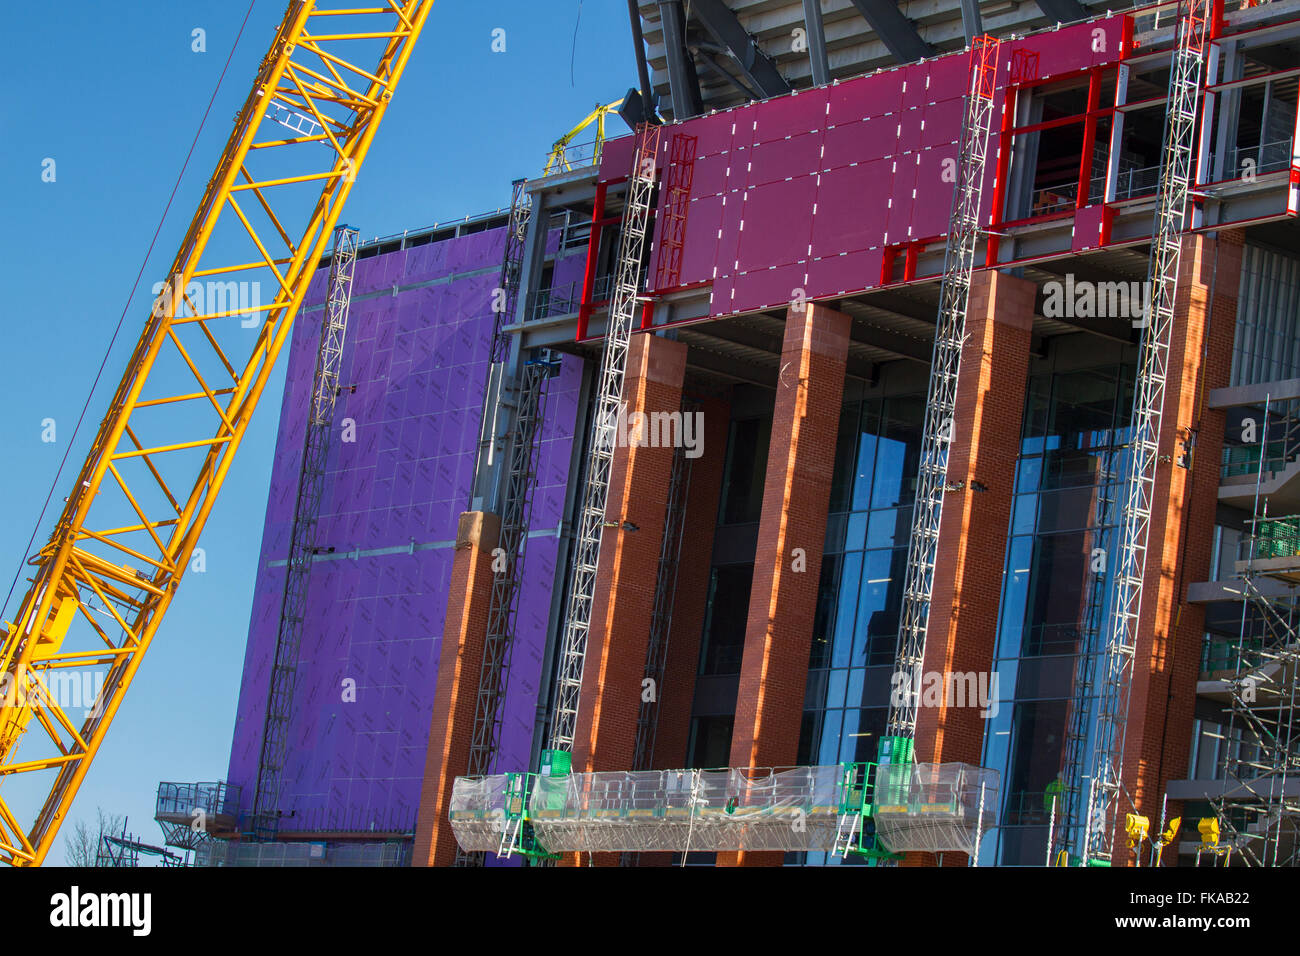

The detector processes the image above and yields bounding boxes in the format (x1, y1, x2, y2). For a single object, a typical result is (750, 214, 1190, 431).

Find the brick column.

(720, 302, 851, 867)
(650, 394, 731, 773)
(566, 334, 687, 865)
(908, 270, 1035, 867)
(1117, 230, 1242, 864)
(412, 510, 500, 867)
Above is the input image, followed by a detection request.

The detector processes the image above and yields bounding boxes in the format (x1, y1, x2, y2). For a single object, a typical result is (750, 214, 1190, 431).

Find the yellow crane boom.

(0, 0, 436, 866)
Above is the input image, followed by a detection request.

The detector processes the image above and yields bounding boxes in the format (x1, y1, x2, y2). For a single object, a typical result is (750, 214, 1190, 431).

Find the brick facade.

(412, 510, 500, 867)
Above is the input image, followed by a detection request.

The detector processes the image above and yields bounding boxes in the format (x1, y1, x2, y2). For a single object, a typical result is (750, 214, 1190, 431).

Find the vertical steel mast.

(885, 36, 1001, 747)
(252, 224, 360, 840)
(1082, 0, 1211, 864)
(548, 124, 662, 753)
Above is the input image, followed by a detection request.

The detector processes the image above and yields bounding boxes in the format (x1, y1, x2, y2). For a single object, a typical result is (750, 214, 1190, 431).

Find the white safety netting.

(448, 774, 514, 852)
(529, 766, 845, 853)
(871, 763, 1000, 855)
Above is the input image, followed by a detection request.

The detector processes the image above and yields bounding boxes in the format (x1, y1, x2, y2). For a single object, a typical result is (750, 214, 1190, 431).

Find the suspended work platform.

(449, 761, 999, 859)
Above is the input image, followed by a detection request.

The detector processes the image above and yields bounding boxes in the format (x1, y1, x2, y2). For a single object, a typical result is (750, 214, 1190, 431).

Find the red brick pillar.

(572, 334, 689, 773)
(568, 334, 687, 865)
(720, 302, 851, 867)
(1117, 230, 1242, 865)
(412, 510, 500, 866)
(909, 270, 1035, 867)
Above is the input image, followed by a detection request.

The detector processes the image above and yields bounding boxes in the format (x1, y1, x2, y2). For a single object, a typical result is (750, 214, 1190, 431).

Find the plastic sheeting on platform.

(448, 774, 514, 853)
(528, 766, 844, 854)
(871, 763, 1000, 855)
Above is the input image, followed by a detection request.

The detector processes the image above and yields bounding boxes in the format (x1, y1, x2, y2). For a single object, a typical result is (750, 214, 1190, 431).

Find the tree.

(64, 808, 126, 867)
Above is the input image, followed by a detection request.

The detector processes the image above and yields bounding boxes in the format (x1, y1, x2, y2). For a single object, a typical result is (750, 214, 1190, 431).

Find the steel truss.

(252, 224, 360, 840)
(1082, 0, 1211, 864)
(0, 0, 434, 866)
(549, 124, 663, 753)
(887, 36, 1001, 741)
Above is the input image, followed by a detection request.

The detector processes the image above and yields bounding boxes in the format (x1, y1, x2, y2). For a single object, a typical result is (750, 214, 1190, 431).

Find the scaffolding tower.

(886, 35, 1001, 747)
(251, 225, 360, 841)
(548, 123, 662, 754)
(1210, 410, 1300, 866)
(1081, 0, 1211, 865)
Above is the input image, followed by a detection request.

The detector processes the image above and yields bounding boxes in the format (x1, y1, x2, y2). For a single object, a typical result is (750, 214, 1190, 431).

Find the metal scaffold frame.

(887, 35, 1001, 744)
(548, 123, 662, 754)
(1211, 411, 1300, 866)
(252, 224, 360, 840)
(1082, 0, 1211, 865)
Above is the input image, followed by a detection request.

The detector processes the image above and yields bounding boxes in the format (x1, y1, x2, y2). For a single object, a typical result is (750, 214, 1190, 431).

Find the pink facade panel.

(600, 16, 1132, 320)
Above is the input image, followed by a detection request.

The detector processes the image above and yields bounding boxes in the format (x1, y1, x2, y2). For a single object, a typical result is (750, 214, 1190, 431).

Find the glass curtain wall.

(982, 357, 1134, 866)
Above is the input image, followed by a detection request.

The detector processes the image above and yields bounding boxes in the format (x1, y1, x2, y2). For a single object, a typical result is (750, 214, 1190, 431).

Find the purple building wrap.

(226, 223, 586, 839)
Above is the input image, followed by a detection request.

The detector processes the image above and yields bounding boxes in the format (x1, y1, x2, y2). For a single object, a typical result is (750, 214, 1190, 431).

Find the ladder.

(251, 225, 360, 841)
(886, 36, 1001, 743)
(548, 123, 662, 753)
(1082, 0, 1211, 865)
(833, 810, 861, 857)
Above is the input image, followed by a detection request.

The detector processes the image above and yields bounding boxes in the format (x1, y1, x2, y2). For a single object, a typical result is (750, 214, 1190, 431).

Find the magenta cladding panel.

(227, 226, 584, 841)
(604, 17, 1126, 318)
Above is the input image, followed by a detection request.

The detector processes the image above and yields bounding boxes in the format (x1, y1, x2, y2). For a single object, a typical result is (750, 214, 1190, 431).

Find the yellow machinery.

(0, 0, 436, 866)
(1125, 813, 1150, 862)
(1196, 816, 1234, 866)
(543, 99, 624, 175)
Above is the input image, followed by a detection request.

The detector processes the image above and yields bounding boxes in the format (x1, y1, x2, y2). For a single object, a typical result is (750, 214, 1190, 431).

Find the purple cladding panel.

(227, 224, 581, 842)
(613, 16, 1127, 318)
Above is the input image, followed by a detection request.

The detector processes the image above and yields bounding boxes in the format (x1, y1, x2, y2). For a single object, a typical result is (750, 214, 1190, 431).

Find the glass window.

(698, 564, 753, 676)
(687, 716, 734, 769)
(719, 418, 770, 524)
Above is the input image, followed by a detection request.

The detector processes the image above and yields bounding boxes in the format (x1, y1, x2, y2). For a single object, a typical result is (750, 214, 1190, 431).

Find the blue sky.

(0, 0, 636, 865)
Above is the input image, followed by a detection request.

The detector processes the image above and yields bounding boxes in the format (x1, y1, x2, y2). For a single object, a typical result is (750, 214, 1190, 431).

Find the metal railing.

(1221, 401, 1300, 480)
(155, 781, 240, 821)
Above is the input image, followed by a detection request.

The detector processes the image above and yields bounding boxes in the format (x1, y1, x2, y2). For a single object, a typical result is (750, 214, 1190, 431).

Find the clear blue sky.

(0, 0, 636, 865)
